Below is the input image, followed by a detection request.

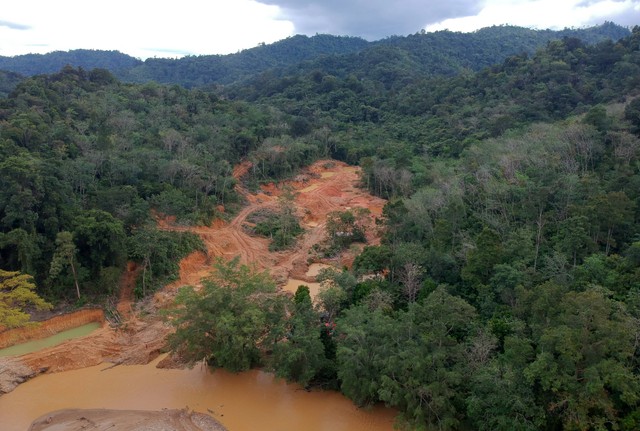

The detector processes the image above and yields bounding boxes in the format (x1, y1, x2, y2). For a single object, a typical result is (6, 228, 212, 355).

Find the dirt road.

(160, 159, 386, 291)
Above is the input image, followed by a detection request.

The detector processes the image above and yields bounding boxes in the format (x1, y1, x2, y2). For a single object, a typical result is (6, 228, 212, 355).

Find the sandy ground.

(0, 159, 386, 429)
(28, 408, 227, 431)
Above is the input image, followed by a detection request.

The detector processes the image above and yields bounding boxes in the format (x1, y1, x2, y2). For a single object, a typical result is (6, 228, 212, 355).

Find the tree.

(324, 208, 369, 252)
(0, 269, 51, 328)
(379, 287, 477, 430)
(524, 288, 639, 429)
(352, 245, 392, 276)
(49, 231, 81, 299)
(467, 336, 545, 431)
(398, 261, 422, 302)
(73, 209, 126, 277)
(249, 186, 303, 251)
(462, 227, 503, 286)
(316, 282, 348, 322)
(624, 97, 640, 134)
(0, 155, 43, 234)
(336, 304, 397, 406)
(553, 215, 594, 266)
(271, 285, 326, 387)
(587, 191, 636, 255)
(167, 258, 286, 371)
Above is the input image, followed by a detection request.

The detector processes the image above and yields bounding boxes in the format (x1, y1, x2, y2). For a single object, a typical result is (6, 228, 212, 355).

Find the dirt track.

(0, 160, 386, 402)
(159, 159, 386, 292)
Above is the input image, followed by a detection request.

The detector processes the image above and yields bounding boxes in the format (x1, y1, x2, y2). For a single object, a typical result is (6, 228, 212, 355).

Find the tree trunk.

(533, 208, 545, 272)
(605, 226, 612, 255)
(69, 258, 80, 299)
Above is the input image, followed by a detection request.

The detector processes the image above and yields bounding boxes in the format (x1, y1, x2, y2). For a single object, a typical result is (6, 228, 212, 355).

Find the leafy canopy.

(0, 269, 51, 328)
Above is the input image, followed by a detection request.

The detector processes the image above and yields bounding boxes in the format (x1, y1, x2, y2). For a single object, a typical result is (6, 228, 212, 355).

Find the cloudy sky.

(1, 0, 639, 59)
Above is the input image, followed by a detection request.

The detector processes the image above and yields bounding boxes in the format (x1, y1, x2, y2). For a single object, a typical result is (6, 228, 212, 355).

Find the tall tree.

(271, 285, 326, 387)
(49, 231, 81, 299)
(379, 287, 477, 430)
(167, 259, 286, 371)
(524, 288, 639, 429)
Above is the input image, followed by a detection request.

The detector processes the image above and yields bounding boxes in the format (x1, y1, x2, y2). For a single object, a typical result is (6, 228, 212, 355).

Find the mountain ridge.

(0, 22, 630, 91)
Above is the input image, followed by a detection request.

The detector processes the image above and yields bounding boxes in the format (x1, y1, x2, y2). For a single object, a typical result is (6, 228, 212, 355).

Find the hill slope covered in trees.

(1, 22, 640, 431)
(0, 22, 629, 89)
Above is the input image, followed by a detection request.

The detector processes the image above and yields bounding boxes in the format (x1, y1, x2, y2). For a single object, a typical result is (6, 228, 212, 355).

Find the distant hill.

(369, 22, 632, 76)
(123, 34, 370, 88)
(0, 49, 142, 76)
(0, 22, 631, 91)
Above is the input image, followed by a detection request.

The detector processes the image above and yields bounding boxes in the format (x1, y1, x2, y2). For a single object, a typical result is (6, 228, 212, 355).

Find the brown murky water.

(282, 264, 336, 299)
(0, 356, 396, 431)
(305, 263, 333, 278)
(282, 278, 323, 298)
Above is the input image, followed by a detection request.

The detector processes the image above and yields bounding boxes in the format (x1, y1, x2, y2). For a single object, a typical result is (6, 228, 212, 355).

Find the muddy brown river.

(0, 355, 395, 431)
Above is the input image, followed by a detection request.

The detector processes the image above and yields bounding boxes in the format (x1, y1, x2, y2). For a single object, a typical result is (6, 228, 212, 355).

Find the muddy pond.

(0, 355, 396, 430)
(0, 323, 101, 358)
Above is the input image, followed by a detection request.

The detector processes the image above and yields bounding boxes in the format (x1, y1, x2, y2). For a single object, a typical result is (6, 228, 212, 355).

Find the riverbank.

(29, 408, 227, 431)
(1, 356, 396, 431)
(0, 160, 394, 431)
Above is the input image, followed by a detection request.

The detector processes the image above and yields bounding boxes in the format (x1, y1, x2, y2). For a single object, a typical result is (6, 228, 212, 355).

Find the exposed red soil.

(116, 261, 140, 317)
(0, 159, 386, 398)
(160, 160, 386, 292)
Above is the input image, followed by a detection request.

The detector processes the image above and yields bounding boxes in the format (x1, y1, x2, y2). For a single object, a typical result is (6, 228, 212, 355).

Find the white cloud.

(0, 0, 294, 59)
(425, 0, 639, 32)
(0, 0, 636, 59)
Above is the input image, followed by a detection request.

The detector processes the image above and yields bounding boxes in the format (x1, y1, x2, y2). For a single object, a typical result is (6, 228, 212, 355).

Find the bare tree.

(399, 262, 422, 303)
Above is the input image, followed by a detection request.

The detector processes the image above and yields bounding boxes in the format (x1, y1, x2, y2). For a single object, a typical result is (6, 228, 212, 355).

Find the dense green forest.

(1, 23, 640, 430)
(0, 23, 629, 90)
(0, 49, 141, 78)
(0, 66, 326, 302)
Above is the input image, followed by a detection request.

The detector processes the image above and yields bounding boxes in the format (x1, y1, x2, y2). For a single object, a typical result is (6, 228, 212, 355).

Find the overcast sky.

(1, 0, 638, 59)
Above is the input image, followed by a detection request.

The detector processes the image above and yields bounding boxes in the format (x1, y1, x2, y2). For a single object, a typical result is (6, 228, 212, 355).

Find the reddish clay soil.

(0, 159, 386, 398)
(159, 159, 386, 293)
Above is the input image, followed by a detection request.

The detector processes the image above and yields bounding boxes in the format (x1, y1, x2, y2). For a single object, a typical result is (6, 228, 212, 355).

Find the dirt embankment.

(0, 309, 105, 350)
(0, 260, 158, 396)
(29, 408, 227, 431)
(0, 159, 386, 400)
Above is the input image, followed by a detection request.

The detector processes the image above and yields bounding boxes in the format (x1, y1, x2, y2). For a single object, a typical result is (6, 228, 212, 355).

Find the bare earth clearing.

(0, 160, 386, 430)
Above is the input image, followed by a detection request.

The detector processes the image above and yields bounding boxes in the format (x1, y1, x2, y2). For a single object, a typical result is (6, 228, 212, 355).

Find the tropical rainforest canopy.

(1, 22, 640, 430)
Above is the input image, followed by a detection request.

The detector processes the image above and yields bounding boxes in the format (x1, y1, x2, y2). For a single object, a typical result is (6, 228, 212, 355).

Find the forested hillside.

(0, 66, 327, 301)
(0, 49, 141, 77)
(0, 71, 23, 98)
(0, 23, 628, 90)
(1, 22, 640, 431)
(209, 26, 640, 430)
